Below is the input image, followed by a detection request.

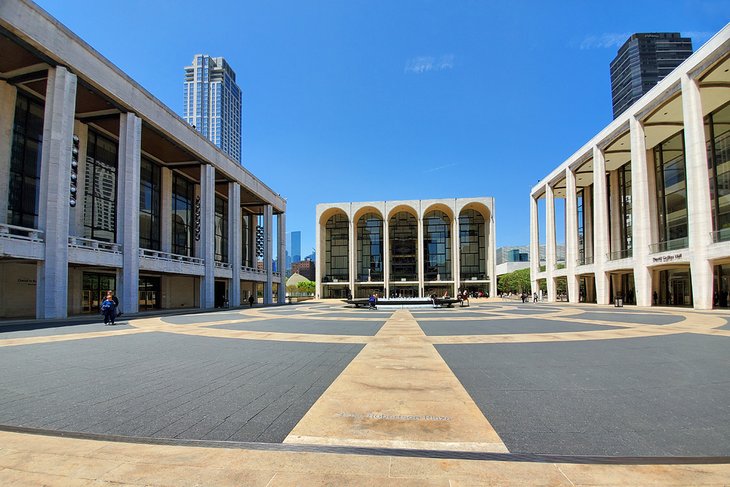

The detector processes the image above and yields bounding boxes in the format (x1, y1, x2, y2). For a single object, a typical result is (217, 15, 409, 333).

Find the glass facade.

(656, 268, 692, 306)
(139, 158, 161, 250)
(389, 211, 417, 281)
(707, 103, 730, 240)
(423, 210, 451, 281)
(324, 213, 349, 282)
(214, 195, 228, 262)
(713, 264, 730, 308)
(654, 131, 688, 247)
(83, 131, 118, 242)
(171, 173, 195, 256)
(8, 93, 44, 228)
(618, 162, 633, 252)
(458, 209, 485, 280)
(577, 189, 585, 261)
(356, 213, 383, 282)
(242, 211, 253, 267)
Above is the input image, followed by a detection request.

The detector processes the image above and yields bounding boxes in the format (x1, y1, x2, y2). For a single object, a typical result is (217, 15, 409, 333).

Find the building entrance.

(82, 272, 116, 313)
(713, 264, 730, 308)
(139, 276, 161, 311)
(609, 272, 636, 305)
(656, 268, 692, 306)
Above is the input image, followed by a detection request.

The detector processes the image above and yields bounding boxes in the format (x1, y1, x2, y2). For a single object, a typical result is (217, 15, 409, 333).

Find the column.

(278, 212, 286, 304)
(116, 112, 141, 314)
(315, 213, 322, 298)
(629, 117, 653, 307)
(682, 74, 713, 310)
(0, 81, 17, 225)
(488, 205, 497, 298)
(592, 145, 610, 304)
(529, 194, 540, 295)
(349, 208, 356, 296)
(383, 215, 390, 298)
(565, 168, 579, 302)
(160, 167, 173, 253)
(263, 203, 273, 304)
(417, 206, 425, 297)
(36, 66, 77, 319)
(545, 183, 557, 302)
(199, 164, 215, 308)
(452, 210, 460, 296)
(228, 182, 241, 307)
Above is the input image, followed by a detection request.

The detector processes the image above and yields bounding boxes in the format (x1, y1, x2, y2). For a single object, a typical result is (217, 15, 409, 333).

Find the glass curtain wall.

(139, 158, 161, 250)
(458, 209, 485, 280)
(577, 189, 585, 263)
(618, 162, 633, 254)
(423, 210, 451, 280)
(654, 132, 688, 249)
(707, 103, 730, 241)
(356, 213, 383, 282)
(324, 213, 349, 282)
(389, 211, 417, 281)
(83, 131, 118, 242)
(214, 195, 228, 262)
(8, 93, 44, 228)
(171, 173, 194, 256)
(242, 211, 252, 267)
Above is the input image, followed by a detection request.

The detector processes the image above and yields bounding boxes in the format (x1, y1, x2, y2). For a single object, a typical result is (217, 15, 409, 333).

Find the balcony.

(322, 275, 349, 283)
(649, 237, 688, 254)
(711, 228, 730, 243)
(214, 260, 233, 278)
(68, 236, 122, 267)
(0, 224, 44, 260)
(241, 264, 267, 281)
(139, 248, 204, 275)
(607, 249, 632, 261)
(576, 255, 594, 266)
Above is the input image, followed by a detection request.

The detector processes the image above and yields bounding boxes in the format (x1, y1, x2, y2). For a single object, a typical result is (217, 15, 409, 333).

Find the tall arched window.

(423, 210, 451, 280)
(389, 211, 418, 281)
(459, 209, 485, 280)
(357, 213, 383, 281)
(324, 213, 349, 282)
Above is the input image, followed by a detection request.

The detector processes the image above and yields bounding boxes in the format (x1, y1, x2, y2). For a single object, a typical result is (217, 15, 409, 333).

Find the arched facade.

(316, 198, 496, 299)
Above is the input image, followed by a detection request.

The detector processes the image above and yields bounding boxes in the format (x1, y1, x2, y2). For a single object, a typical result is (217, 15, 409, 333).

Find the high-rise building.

(288, 231, 301, 263)
(610, 33, 693, 118)
(183, 54, 242, 162)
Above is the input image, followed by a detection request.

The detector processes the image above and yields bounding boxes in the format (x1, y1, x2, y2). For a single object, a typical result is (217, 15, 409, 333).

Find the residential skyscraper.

(610, 33, 693, 118)
(287, 231, 302, 264)
(183, 54, 242, 162)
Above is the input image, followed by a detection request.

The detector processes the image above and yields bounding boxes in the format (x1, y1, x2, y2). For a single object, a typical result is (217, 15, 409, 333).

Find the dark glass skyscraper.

(610, 33, 693, 119)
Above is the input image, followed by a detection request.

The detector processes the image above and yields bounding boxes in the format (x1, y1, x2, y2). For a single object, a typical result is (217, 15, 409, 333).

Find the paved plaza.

(1, 300, 729, 485)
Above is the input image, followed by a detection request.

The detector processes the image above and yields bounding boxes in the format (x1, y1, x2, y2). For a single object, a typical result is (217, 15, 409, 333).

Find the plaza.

(1, 300, 729, 484)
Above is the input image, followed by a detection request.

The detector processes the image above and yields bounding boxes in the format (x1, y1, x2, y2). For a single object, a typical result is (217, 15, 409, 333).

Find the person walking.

(101, 292, 116, 325)
(248, 294, 255, 308)
(111, 291, 121, 319)
(533, 292, 538, 303)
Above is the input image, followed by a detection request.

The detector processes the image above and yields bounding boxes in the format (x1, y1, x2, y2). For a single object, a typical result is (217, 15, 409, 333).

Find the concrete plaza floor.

(1, 299, 729, 485)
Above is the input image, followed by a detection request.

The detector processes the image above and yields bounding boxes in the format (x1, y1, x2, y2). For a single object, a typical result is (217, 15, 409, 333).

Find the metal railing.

(139, 248, 203, 265)
(711, 228, 730, 243)
(215, 261, 232, 270)
(607, 249, 632, 261)
(0, 223, 44, 242)
(649, 237, 688, 254)
(576, 255, 594, 266)
(241, 265, 267, 275)
(68, 236, 122, 254)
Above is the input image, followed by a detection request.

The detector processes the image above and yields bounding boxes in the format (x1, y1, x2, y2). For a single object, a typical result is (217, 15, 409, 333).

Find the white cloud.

(579, 33, 630, 50)
(423, 162, 458, 173)
(405, 54, 455, 74)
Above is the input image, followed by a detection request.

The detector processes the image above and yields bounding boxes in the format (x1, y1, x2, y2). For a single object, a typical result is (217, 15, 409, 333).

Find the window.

(83, 131, 118, 242)
(171, 173, 195, 256)
(214, 195, 228, 262)
(654, 132, 688, 245)
(423, 210, 451, 280)
(139, 158, 161, 250)
(707, 103, 730, 237)
(389, 211, 417, 281)
(357, 213, 383, 282)
(324, 213, 349, 282)
(8, 93, 44, 228)
(459, 209, 485, 280)
(618, 162, 632, 251)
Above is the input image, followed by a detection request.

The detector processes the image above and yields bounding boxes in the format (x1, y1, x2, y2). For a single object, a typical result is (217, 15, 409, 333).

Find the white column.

(529, 195, 540, 295)
(199, 164, 215, 308)
(545, 184, 556, 302)
(682, 74, 713, 310)
(0, 81, 17, 225)
(629, 117, 653, 307)
(117, 113, 141, 314)
(160, 167, 173, 253)
(36, 66, 77, 319)
(315, 213, 322, 298)
(349, 210, 356, 296)
(592, 146, 610, 305)
(228, 182, 241, 307)
(263, 203, 273, 304)
(565, 168, 579, 302)
(383, 216, 390, 298)
(278, 212, 286, 304)
(452, 211, 460, 296)
(417, 207, 425, 297)
(488, 205, 497, 298)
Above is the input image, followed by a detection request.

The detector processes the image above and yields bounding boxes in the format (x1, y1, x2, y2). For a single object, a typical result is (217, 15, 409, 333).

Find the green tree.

(297, 280, 316, 295)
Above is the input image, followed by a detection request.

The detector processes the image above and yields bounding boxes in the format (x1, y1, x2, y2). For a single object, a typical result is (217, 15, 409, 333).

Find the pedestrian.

(533, 292, 538, 303)
(101, 292, 116, 325)
(248, 294, 255, 308)
(368, 293, 377, 310)
(111, 290, 121, 319)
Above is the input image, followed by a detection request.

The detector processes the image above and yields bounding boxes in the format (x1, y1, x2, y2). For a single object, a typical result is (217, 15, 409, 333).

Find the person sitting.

(368, 293, 377, 310)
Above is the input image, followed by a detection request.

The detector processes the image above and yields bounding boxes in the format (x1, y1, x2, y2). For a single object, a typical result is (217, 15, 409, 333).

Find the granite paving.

(417, 318, 622, 336)
(217, 318, 387, 336)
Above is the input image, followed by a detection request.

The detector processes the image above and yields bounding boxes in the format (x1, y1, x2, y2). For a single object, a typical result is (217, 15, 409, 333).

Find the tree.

(297, 280, 315, 295)
(497, 268, 531, 294)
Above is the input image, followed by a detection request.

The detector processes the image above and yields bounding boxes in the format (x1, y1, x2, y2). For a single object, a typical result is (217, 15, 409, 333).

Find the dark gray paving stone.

(409, 312, 497, 318)
(161, 313, 249, 325)
(437, 333, 730, 456)
(0, 332, 362, 443)
(572, 312, 683, 325)
(417, 318, 621, 336)
(218, 319, 385, 336)
(0, 321, 133, 339)
(315, 312, 393, 319)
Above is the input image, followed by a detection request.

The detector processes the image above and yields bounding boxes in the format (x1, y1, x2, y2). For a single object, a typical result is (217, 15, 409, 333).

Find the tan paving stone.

(556, 463, 730, 486)
(268, 472, 449, 486)
(100, 462, 276, 487)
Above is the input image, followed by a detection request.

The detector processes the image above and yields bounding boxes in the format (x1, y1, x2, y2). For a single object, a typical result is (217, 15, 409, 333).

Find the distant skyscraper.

(287, 231, 302, 265)
(183, 54, 242, 161)
(610, 33, 693, 118)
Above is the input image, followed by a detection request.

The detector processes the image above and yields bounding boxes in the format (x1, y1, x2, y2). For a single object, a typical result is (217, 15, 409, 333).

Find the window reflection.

(389, 211, 417, 281)
(459, 209, 485, 280)
(324, 213, 348, 282)
(357, 213, 383, 282)
(423, 210, 451, 280)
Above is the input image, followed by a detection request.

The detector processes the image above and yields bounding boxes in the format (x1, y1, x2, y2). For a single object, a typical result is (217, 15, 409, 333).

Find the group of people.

(100, 291, 121, 325)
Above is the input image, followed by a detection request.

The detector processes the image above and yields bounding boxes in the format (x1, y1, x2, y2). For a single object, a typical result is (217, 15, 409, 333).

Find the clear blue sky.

(36, 0, 728, 256)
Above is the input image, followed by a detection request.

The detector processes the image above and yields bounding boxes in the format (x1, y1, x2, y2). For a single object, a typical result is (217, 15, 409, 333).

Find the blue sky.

(36, 0, 728, 256)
